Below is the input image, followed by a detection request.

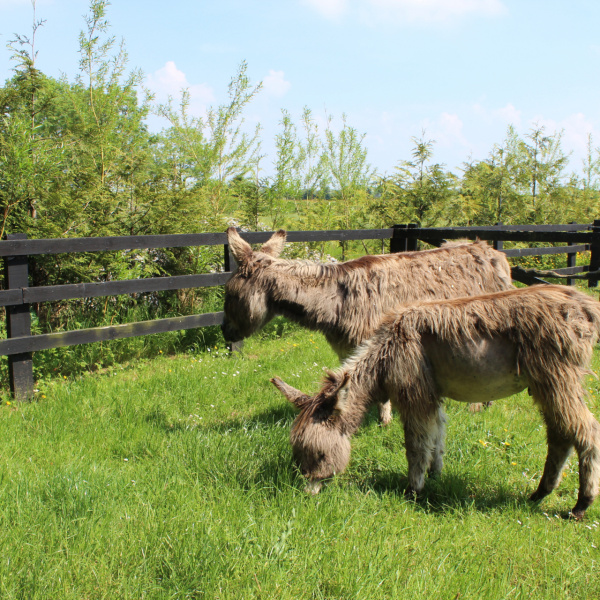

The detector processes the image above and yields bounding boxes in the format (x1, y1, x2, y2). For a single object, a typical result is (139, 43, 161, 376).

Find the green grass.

(1, 325, 600, 599)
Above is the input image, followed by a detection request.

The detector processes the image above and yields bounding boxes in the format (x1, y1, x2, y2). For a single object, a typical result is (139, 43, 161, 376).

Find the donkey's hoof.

(528, 490, 548, 503)
(567, 509, 585, 521)
(404, 487, 419, 501)
(378, 402, 393, 426)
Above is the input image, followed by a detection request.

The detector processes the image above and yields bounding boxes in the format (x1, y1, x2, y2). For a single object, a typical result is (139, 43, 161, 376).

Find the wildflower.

(511, 462, 517, 466)
(479, 440, 487, 447)
(159, 350, 163, 354)
(6, 401, 11, 406)
(63, 375, 67, 379)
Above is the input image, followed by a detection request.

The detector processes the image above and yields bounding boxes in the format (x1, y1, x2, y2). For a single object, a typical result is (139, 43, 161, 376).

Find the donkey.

(271, 285, 600, 520)
(222, 227, 514, 423)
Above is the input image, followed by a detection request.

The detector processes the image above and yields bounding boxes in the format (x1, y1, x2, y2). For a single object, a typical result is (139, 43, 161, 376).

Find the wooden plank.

(0, 229, 396, 257)
(284, 228, 394, 243)
(5, 272, 232, 306)
(0, 232, 229, 257)
(502, 245, 589, 258)
(0, 312, 226, 355)
(436, 223, 590, 232)
(4, 234, 34, 399)
(409, 229, 593, 244)
(0, 289, 25, 307)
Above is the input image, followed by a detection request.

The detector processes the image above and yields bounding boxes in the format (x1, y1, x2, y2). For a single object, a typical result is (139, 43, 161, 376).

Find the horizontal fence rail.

(2, 221, 599, 399)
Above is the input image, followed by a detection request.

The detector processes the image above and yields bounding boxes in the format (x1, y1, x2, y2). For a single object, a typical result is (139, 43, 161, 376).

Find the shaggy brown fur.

(223, 227, 513, 422)
(272, 285, 600, 519)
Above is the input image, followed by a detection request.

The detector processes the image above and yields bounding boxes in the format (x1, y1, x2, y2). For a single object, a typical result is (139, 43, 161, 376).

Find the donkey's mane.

(267, 241, 490, 284)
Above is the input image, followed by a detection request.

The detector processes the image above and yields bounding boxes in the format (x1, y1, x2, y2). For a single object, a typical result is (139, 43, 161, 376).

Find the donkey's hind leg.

(571, 418, 600, 519)
(531, 385, 600, 519)
(529, 421, 573, 503)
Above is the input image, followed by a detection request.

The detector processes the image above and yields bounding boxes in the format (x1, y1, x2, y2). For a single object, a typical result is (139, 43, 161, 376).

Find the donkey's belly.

(423, 334, 529, 404)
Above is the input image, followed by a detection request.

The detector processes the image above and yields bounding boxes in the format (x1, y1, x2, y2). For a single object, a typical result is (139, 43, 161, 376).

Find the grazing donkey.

(272, 285, 600, 520)
(222, 227, 514, 423)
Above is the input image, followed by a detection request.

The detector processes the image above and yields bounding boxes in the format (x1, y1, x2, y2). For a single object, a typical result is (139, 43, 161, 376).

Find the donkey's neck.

(266, 261, 350, 346)
(339, 357, 388, 435)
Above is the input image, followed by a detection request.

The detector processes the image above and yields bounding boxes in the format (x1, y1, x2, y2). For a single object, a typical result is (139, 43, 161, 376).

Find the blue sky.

(1, 0, 599, 177)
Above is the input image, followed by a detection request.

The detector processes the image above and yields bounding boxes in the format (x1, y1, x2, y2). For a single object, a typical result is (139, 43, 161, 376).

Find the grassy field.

(1, 321, 600, 599)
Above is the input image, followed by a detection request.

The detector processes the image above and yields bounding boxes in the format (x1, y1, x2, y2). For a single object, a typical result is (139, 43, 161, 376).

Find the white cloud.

(471, 102, 522, 129)
(303, 0, 348, 20)
(369, 0, 506, 22)
(303, 0, 507, 23)
(262, 70, 291, 98)
(145, 61, 215, 115)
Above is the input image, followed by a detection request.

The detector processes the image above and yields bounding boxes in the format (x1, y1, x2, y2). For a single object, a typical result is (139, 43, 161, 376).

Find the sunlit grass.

(1, 324, 599, 599)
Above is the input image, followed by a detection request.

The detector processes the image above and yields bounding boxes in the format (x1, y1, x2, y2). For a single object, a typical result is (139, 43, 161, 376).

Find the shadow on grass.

(352, 467, 545, 516)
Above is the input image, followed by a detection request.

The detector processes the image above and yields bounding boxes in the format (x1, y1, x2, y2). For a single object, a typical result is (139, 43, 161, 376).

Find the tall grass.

(1, 325, 599, 599)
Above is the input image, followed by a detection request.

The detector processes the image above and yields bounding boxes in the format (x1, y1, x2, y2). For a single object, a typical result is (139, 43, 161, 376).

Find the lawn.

(1, 323, 599, 599)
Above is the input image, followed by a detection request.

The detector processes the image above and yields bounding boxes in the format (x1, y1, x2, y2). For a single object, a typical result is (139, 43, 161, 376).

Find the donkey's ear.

(271, 377, 309, 408)
(260, 230, 286, 258)
(226, 227, 253, 265)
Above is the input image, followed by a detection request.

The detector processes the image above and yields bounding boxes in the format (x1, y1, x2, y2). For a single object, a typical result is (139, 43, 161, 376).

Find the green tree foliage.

(156, 61, 263, 232)
(371, 134, 456, 227)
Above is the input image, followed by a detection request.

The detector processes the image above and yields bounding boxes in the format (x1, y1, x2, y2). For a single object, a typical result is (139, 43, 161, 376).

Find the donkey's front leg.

(428, 406, 447, 477)
(403, 407, 442, 496)
(378, 400, 393, 426)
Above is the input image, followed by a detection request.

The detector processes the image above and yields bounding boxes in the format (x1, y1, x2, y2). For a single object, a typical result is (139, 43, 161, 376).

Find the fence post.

(4, 233, 34, 400)
(493, 222, 503, 252)
(567, 222, 577, 286)
(223, 240, 243, 353)
(589, 220, 600, 288)
(390, 224, 418, 253)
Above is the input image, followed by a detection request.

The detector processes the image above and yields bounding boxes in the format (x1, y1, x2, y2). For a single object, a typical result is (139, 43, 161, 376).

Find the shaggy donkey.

(272, 285, 600, 520)
(222, 227, 513, 423)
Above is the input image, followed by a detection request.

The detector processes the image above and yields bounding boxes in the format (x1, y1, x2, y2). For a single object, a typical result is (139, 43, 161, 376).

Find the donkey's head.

(271, 372, 352, 494)
(222, 227, 287, 343)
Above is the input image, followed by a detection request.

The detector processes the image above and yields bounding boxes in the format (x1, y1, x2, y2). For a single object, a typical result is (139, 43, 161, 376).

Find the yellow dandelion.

(511, 462, 517, 466)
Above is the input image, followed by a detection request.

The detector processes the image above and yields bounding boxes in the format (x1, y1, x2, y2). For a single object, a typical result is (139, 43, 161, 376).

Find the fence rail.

(3, 222, 600, 399)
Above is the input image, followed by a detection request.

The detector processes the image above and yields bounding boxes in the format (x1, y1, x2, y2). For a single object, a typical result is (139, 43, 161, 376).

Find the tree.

(156, 61, 263, 231)
(372, 134, 456, 227)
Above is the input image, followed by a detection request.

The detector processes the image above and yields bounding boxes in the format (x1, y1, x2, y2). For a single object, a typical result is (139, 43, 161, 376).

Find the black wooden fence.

(3, 221, 600, 400)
